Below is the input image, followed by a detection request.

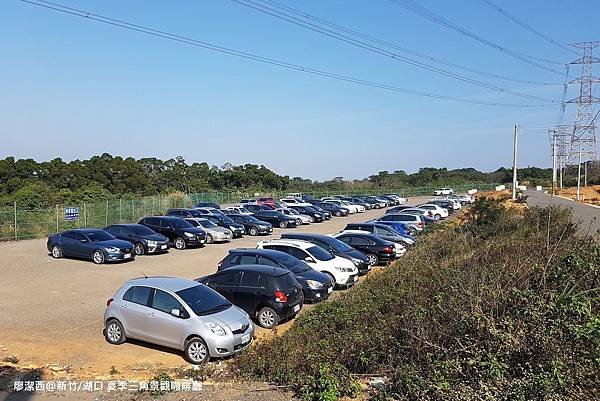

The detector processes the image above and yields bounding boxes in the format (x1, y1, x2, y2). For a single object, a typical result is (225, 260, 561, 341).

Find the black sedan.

(333, 232, 398, 266)
(253, 210, 298, 229)
(312, 201, 349, 217)
(229, 214, 273, 236)
(138, 216, 206, 249)
(104, 223, 169, 255)
(280, 232, 371, 275)
(288, 205, 325, 223)
(218, 248, 333, 302)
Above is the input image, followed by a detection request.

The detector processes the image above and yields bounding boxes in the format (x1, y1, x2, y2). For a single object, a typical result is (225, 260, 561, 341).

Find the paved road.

(525, 190, 600, 236)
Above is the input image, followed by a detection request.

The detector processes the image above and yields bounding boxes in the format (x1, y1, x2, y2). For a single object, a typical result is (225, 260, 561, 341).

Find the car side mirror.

(80, 239, 89, 243)
(170, 308, 181, 318)
(304, 257, 315, 263)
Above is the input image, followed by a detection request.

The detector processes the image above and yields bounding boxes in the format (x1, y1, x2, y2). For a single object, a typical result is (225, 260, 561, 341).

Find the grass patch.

(234, 197, 600, 400)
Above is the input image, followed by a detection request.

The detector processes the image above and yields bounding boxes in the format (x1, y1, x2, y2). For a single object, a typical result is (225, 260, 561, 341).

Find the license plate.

(327, 287, 333, 293)
(200, 240, 205, 244)
(160, 245, 167, 249)
(293, 304, 300, 313)
(353, 275, 358, 282)
(124, 254, 132, 259)
(241, 334, 250, 344)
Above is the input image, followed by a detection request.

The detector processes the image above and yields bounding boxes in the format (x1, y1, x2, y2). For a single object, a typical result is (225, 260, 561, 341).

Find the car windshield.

(131, 225, 156, 236)
(307, 245, 334, 261)
(199, 220, 218, 228)
(288, 209, 299, 215)
(84, 231, 114, 241)
(176, 284, 232, 316)
(171, 219, 193, 228)
(279, 256, 311, 273)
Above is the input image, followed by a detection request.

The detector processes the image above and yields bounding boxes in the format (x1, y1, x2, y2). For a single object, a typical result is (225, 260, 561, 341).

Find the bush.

(234, 199, 600, 400)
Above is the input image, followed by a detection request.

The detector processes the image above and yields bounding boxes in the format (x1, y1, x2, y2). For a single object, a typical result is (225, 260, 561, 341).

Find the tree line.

(0, 153, 553, 208)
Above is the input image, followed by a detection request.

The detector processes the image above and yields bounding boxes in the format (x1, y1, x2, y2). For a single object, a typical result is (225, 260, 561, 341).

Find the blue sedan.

(47, 229, 135, 264)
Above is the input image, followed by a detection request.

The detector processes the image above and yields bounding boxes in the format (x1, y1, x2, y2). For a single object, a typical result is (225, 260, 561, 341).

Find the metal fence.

(0, 183, 500, 241)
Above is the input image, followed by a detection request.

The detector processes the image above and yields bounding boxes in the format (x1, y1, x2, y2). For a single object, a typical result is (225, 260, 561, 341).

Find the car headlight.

(334, 266, 354, 272)
(306, 280, 324, 290)
(204, 321, 227, 336)
(104, 246, 120, 253)
(146, 240, 157, 246)
(229, 226, 236, 231)
(184, 232, 195, 238)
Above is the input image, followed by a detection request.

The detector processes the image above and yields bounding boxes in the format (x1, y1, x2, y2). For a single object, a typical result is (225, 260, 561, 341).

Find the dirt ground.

(556, 185, 600, 205)
(0, 198, 430, 388)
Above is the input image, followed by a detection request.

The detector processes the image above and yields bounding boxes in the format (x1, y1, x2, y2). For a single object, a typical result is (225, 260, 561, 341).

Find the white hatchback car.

(416, 204, 449, 220)
(433, 188, 454, 196)
(256, 239, 359, 288)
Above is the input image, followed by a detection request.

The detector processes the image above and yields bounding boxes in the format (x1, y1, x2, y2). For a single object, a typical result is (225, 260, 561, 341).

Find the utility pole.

(512, 124, 519, 200)
(577, 140, 583, 201)
(552, 133, 557, 193)
(584, 161, 588, 186)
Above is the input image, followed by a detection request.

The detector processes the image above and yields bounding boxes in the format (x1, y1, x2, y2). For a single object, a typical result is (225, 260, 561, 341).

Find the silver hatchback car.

(104, 277, 254, 364)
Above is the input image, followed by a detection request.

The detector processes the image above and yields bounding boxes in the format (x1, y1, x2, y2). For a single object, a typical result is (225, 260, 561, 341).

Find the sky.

(0, 0, 598, 180)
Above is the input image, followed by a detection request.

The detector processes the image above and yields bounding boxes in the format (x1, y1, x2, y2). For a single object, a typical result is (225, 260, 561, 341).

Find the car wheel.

(206, 234, 213, 244)
(92, 250, 105, 265)
(257, 307, 279, 329)
(335, 211, 342, 217)
(367, 253, 379, 266)
(324, 272, 336, 288)
(134, 242, 145, 255)
(51, 245, 63, 259)
(434, 214, 441, 220)
(184, 337, 209, 365)
(279, 221, 287, 229)
(105, 319, 126, 345)
(174, 237, 186, 250)
(296, 218, 303, 225)
(249, 227, 258, 236)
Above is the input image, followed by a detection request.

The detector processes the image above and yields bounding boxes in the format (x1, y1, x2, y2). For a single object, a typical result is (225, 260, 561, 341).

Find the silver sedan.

(185, 218, 233, 243)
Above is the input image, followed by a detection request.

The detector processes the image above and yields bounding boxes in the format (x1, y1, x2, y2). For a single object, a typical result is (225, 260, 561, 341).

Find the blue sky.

(0, 0, 598, 180)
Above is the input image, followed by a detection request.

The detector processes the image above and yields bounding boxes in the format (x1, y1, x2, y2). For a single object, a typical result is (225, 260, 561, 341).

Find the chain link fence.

(0, 183, 500, 241)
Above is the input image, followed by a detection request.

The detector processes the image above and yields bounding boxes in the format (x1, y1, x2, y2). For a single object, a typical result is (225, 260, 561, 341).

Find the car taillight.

(274, 290, 288, 303)
(106, 298, 113, 306)
(383, 246, 393, 253)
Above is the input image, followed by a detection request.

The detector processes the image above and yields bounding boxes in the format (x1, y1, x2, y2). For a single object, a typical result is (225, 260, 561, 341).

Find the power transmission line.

(386, 0, 565, 74)
(479, 0, 578, 55)
(17, 0, 549, 108)
(232, 0, 558, 103)
(240, 0, 560, 86)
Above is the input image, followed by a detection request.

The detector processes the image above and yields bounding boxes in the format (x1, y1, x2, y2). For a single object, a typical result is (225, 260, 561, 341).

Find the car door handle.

(147, 312, 155, 317)
(120, 304, 127, 309)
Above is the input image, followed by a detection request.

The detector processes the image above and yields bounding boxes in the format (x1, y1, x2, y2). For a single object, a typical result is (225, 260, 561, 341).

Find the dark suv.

(280, 233, 371, 275)
(218, 249, 333, 302)
(138, 216, 206, 249)
(334, 232, 397, 266)
(104, 223, 170, 255)
(197, 265, 304, 329)
(253, 210, 297, 229)
(228, 214, 273, 236)
(288, 205, 325, 223)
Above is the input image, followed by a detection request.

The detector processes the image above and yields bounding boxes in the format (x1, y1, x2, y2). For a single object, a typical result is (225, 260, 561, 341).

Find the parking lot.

(0, 197, 429, 379)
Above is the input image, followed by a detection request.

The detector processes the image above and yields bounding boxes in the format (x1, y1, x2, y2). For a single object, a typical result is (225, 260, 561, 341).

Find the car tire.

(249, 227, 259, 236)
(174, 237, 186, 250)
(324, 272, 336, 288)
(279, 221, 287, 229)
(367, 253, 379, 266)
(51, 245, 63, 259)
(184, 337, 209, 365)
(335, 211, 342, 217)
(134, 242, 145, 255)
(92, 250, 105, 265)
(105, 319, 126, 345)
(257, 307, 279, 329)
(206, 234, 213, 244)
(434, 214, 441, 220)
(297, 218, 303, 225)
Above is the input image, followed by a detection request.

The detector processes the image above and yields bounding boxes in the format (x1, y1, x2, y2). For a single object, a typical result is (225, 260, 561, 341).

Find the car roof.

(145, 215, 181, 221)
(125, 276, 199, 292)
(259, 239, 314, 249)
(218, 264, 289, 277)
(228, 248, 291, 258)
(281, 232, 335, 242)
(185, 217, 209, 222)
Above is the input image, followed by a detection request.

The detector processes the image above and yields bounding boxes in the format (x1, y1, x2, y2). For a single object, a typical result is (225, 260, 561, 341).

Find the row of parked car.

(46, 193, 408, 264)
(98, 192, 472, 365)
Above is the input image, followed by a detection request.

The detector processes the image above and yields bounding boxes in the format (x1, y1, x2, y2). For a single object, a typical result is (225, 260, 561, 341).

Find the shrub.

(234, 198, 599, 400)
